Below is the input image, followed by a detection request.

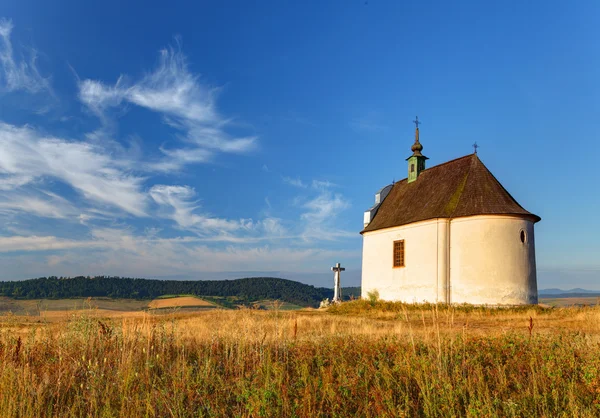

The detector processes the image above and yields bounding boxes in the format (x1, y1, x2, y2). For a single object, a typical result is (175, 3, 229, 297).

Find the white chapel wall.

(449, 215, 538, 305)
(361, 219, 441, 303)
(361, 215, 538, 305)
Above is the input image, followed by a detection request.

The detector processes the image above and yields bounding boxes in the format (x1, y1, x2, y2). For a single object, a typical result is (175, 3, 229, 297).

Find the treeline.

(0, 276, 338, 307)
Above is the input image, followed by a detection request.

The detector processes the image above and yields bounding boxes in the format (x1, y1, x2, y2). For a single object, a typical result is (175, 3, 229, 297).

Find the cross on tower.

(331, 262, 345, 303)
(473, 142, 479, 154)
(413, 116, 421, 129)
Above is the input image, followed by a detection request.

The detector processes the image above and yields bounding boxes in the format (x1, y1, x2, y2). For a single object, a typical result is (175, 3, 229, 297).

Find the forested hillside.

(0, 276, 339, 307)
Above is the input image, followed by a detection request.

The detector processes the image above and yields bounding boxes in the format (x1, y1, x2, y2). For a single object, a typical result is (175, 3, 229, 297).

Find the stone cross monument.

(331, 262, 345, 303)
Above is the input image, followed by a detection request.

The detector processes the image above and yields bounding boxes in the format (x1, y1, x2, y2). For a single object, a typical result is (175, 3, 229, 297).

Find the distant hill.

(0, 276, 333, 307)
(539, 288, 600, 297)
(0, 276, 361, 308)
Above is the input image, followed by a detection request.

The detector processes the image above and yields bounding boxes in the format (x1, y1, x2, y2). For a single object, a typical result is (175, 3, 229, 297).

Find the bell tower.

(407, 116, 428, 183)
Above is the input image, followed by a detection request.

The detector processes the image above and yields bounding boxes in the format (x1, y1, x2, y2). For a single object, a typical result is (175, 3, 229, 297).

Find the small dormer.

(364, 184, 393, 227)
(406, 116, 428, 183)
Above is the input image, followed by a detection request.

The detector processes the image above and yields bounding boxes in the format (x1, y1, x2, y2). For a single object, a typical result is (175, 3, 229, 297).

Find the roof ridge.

(423, 153, 475, 173)
(474, 155, 532, 214)
(393, 154, 475, 183)
(443, 156, 474, 217)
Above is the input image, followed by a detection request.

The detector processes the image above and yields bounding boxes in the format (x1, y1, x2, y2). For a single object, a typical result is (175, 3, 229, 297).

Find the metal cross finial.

(413, 116, 421, 129)
(473, 142, 479, 154)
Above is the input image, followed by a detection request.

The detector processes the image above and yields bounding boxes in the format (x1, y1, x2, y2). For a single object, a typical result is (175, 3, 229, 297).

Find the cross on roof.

(413, 116, 421, 129)
(473, 142, 479, 154)
(331, 262, 345, 272)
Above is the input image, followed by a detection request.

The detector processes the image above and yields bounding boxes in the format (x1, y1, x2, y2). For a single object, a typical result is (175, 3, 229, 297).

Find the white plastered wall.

(361, 219, 446, 303)
(449, 215, 537, 305)
(361, 215, 538, 305)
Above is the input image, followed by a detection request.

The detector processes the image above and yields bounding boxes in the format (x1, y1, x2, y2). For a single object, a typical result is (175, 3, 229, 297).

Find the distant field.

(0, 296, 149, 316)
(147, 296, 216, 310)
(0, 295, 297, 317)
(2, 295, 598, 314)
(539, 296, 600, 307)
(251, 300, 303, 310)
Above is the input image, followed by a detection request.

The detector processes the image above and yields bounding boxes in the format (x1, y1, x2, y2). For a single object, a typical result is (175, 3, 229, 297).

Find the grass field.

(0, 296, 221, 318)
(539, 296, 600, 307)
(251, 300, 304, 311)
(0, 297, 149, 317)
(147, 296, 216, 310)
(1, 299, 600, 417)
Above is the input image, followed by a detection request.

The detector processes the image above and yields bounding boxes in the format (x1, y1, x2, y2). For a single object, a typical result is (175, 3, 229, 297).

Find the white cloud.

(149, 146, 213, 171)
(150, 184, 292, 241)
(78, 77, 126, 114)
(299, 185, 353, 241)
(282, 176, 307, 188)
(0, 235, 98, 252)
(0, 174, 33, 190)
(281, 175, 354, 241)
(301, 192, 350, 224)
(311, 180, 337, 190)
(78, 45, 256, 170)
(0, 229, 358, 278)
(0, 123, 147, 216)
(0, 18, 51, 93)
(150, 184, 245, 233)
(0, 189, 76, 219)
(283, 177, 337, 191)
(261, 217, 286, 236)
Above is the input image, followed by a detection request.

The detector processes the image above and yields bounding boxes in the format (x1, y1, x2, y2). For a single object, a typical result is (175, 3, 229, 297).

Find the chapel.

(361, 118, 540, 305)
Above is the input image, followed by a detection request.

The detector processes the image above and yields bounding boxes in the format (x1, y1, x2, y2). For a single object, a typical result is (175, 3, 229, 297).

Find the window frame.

(393, 239, 405, 268)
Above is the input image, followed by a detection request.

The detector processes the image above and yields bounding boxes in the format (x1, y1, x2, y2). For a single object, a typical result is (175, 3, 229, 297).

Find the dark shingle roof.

(362, 154, 540, 233)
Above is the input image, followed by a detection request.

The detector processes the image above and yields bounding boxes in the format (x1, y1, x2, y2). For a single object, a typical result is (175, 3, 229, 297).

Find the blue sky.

(0, 1, 598, 288)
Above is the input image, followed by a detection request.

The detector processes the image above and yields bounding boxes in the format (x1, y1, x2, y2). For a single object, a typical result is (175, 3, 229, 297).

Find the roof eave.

(360, 212, 542, 235)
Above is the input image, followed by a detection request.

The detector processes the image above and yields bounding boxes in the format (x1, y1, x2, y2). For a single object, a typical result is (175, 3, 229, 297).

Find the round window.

(520, 230, 526, 244)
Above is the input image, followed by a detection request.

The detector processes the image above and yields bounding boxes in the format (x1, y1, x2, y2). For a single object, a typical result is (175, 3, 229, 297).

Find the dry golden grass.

(0, 296, 149, 316)
(540, 296, 600, 307)
(147, 296, 216, 310)
(1, 300, 600, 417)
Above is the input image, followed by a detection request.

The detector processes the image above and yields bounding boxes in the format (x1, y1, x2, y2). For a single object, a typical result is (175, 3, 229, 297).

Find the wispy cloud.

(0, 123, 147, 216)
(282, 176, 307, 188)
(0, 174, 33, 190)
(149, 184, 289, 241)
(283, 177, 354, 241)
(0, 235, 99, 252)
(78, 45, 257, 170)
(78, 76, 127, 115)
(150, 184, 245, 233)
(301, 192, 350, 225)
(283, 176, 338, 192)
(311, 180, 337, 190)
(0, 19, 51, 94)
(0, 229, 358, 277)
(0, 189, 76, 219)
